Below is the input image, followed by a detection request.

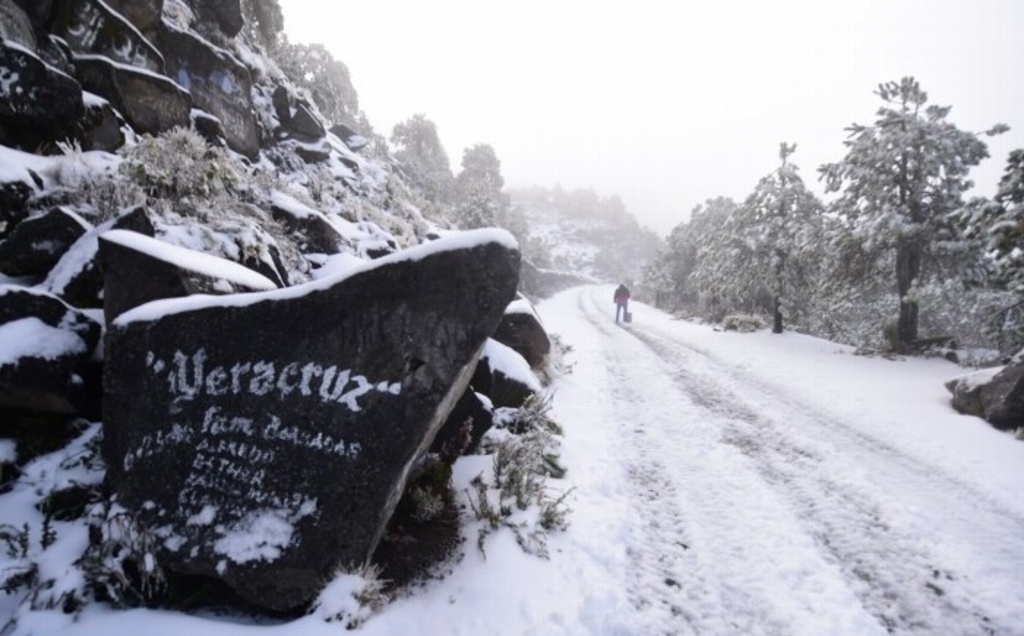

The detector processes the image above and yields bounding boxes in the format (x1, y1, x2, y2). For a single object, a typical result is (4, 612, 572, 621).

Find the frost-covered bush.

(721, 313, 766, 333)
(468, 394, 571, 559)
(313, 564, 387, 628)
(121, 128, 239, 201)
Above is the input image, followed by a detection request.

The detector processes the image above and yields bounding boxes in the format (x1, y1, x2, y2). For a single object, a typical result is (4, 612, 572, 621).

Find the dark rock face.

(52, 0, 164, 73)
(102, 231, 520, 611)
(156, 24, 259, 158)
(74, 94, 126, 151)
(192, 0, 243, 37)
(0, 41, 84, 149)
(430, 388, 493, 458)
(0, 0, 37, 50)
(99, 229, 277, 323)
(285, 103, 325, 141)
(270, 194, 345, 255)
(11, 0, 55, 26)
(0, 207, 91, 277)
(45, 206, 155, 308)
(329, 124, 368, 152)
(74, 54, 191, 136)
(0, 179, 37, 239)
(190, 109, 226, 148)
(0, 286, 102, 415)
(982, 363, 1024, 429)
(103, 0, 163, 33)
(491, 299, 551, 369)
(950, 362, 1024, 431)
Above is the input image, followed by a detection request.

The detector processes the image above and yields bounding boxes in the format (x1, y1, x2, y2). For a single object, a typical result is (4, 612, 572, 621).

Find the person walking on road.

(614, 283, 631, 324)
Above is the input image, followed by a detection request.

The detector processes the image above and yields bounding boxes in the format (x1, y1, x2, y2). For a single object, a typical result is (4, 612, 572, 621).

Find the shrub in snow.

(78, 507, 167, 608)
(468, 400, 572, 559)
(313, 564, 387, 628)
(121, 127, 239, 201)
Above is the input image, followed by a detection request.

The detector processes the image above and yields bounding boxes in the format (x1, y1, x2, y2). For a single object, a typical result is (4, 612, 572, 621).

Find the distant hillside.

(512, 186, 663, 285)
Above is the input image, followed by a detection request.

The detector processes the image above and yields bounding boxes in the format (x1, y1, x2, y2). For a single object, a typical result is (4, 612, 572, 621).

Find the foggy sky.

(279, 0, 1024, 237)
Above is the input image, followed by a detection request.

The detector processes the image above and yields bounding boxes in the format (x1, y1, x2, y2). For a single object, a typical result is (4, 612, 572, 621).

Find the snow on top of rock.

(482, 338, 542, 392)
(114, 228, 519, 326)
(102, 229, 278, 290)
(505, 297, 541, 319)
(0, 317, 88, 365)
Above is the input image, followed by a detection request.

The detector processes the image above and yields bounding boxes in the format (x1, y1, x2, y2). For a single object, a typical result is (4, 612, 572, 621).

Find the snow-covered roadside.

(5, 284, 1023, 635)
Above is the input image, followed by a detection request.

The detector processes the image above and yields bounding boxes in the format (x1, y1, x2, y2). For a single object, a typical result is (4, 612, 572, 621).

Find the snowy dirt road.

(544, 286, 1024, 636)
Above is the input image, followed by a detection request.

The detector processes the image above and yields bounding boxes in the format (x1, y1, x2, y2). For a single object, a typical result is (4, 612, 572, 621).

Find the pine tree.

(742, 143, 823, 333)
(820, 77, 1005, 352)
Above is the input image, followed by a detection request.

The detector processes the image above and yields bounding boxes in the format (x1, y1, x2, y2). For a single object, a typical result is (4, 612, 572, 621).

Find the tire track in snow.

(574, 291, 698, 635)
(574, 290, 815, 635)
(608, 299, 1024, 635)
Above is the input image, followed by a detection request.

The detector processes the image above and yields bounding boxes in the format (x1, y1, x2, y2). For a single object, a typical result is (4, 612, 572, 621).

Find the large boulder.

(0, 207, 91, 277)
(491, 297, 551, 369)
(45, 205, 155, 308)
(471, 338, 541, 409)
(948, 360, 1024, 430)
(99, 229, 278, 323)
(0, 40, 84, 150)
(156, 23, 259, 158)
(269, 191, 347, 255)
(102, 229, 520, 611)
(51, 0, 164, 73)
(74, 92, 126, 151)
(0, 285, 102, 415)
(329, 123, 368, 152)
(73, 54, 191, 136)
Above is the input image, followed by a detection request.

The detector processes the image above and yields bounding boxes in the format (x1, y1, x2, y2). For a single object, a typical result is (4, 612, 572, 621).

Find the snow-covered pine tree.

(819, 77, 1005, 353)
(951, 149, 1024, 353)
(742, 143, 824, 333)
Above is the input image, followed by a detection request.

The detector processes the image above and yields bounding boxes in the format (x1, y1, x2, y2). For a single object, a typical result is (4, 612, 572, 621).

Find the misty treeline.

(642, 77, 1022, 359)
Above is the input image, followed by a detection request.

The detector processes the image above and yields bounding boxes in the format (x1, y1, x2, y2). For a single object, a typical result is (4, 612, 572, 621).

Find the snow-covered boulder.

(471, 338, 542, 409)
(0, 285, 101, 415)
(948, 360, 1024, 430)
(74, 54, 192, 137)
(99, 229, 278, 322)
(45, 205, 156, 308)
(101, 229, 520, 611)
(330, 123, 369, 152)
(0, 206, 91, 277)
(0, 41, 84, 149)
(492, 297, 551, 369)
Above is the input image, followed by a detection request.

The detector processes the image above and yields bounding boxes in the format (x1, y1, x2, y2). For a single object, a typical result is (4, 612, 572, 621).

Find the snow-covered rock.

(101, 230, 520, 611)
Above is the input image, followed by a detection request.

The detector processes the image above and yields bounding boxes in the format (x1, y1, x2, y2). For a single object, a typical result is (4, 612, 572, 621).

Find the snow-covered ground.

(6, 285, 1024, 635)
